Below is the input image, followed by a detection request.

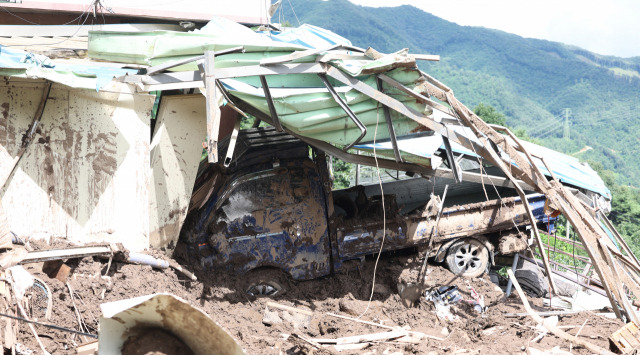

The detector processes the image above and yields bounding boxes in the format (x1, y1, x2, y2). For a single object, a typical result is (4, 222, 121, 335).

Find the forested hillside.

(275, 0, 640, 186)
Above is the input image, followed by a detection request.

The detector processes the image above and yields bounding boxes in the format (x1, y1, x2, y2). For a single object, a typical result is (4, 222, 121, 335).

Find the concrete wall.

(0, 79, 155, 251)
(150, 95, 207, 249)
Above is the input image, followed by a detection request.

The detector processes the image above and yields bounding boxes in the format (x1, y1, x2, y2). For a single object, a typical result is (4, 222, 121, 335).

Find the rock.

(280, 310, 310, 330)
(373, 283, 390, 295)
(262, 308, 282, 326)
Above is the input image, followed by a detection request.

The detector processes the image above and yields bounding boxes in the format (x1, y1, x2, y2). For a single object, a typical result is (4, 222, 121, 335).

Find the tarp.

(0, 45, 137, 90)
(256, 24, 352, 49)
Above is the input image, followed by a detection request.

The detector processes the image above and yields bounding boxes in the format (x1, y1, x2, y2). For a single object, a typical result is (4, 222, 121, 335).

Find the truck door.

(207, 160, 331, 280)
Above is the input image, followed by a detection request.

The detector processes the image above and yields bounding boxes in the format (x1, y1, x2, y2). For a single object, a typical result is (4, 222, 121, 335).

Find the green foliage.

(538, 225, 590, 274)
(331, 158, 353, 190)
(473, 103, 506, 126)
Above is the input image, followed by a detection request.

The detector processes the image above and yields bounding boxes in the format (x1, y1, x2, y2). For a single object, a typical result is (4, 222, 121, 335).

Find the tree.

(473, 103, 506, 126)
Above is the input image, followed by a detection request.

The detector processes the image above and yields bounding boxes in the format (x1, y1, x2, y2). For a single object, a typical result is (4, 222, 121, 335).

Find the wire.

(286, 0, 301, 26)
(3, 6, 93, 48)
(0, 0, 96, 26)
(358, 104, 386, 319)
(0, 6, 41, 25)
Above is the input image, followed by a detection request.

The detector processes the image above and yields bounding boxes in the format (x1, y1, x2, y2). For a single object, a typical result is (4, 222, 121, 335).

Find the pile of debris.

(0, 238, 631, 354)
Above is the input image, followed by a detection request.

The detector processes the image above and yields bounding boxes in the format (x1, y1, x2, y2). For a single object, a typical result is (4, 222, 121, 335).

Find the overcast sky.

(347, 0, 640, 58)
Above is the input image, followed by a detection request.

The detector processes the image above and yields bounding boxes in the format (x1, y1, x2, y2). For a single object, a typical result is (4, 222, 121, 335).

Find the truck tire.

(244, 269, 288, 298)
(445, 238, 489, 278)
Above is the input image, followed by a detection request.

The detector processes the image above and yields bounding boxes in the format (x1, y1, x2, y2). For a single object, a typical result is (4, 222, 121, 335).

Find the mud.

(121, 328, 194, 355)
(10, 239, 624, 354)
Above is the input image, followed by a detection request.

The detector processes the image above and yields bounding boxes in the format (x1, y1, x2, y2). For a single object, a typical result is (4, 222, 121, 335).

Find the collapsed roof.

(2, 16, 636, 324)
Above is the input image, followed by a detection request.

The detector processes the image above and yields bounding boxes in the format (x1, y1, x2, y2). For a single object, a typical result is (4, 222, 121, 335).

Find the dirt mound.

(6, 241, 623, 354)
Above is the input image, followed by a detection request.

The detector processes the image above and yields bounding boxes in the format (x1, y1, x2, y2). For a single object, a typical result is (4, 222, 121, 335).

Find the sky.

(347, 0, 640, 58)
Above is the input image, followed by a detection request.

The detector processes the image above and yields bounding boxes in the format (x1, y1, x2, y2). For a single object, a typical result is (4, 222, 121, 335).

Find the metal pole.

(505, 253, 520, 297)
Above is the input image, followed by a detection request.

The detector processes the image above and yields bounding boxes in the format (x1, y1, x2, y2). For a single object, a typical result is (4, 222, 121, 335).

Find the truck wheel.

(244, 269, 288, 298)
(445, 239, 489, 278)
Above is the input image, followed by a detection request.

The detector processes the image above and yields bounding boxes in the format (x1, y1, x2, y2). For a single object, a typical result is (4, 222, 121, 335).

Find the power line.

(0, 0, 97, 26)
(286, 0, 301, 26)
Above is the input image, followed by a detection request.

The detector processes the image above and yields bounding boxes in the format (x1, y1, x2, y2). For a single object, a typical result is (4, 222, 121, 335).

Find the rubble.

(0, 238, 629, 353)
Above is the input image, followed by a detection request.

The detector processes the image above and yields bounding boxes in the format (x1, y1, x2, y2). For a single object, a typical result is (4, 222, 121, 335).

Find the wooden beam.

(599, 211, 640, 268)
(19, 246, 112, 264)
(599, 238, 640, 324)
(203, 51, 220, 163)
(412, 54, 440, 61)
(377, 73, 454, 115)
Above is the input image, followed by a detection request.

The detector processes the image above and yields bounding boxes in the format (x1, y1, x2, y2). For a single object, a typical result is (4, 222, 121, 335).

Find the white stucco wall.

(0, 79, 154, 251)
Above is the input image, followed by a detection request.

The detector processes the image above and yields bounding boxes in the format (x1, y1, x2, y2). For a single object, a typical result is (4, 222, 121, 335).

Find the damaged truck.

(179, 126, 610, 295)
(61, 16, 610, 296)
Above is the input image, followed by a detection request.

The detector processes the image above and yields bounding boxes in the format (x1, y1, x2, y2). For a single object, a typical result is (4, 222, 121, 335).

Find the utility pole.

(563, 108, 571, 140)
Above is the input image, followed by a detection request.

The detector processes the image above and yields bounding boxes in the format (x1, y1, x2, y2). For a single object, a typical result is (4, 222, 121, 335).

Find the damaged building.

(0, 1, 638, 354)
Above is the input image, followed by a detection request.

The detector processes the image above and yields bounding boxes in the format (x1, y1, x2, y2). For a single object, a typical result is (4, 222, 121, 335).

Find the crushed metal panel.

(0, 78, 154, 251)
(149, 95, 207, 250)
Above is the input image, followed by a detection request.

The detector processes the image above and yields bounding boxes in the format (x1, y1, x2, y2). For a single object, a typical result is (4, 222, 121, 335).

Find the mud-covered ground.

(9, 240, 624, 354)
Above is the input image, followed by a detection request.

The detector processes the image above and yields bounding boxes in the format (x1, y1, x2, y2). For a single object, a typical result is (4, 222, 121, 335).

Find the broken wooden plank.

(315, 53, 370, 62)
(19, 246, 113, 264)
(610, 322, 640, 354)
(333, 343, 370, 351)
(507, 269, 613, 355)
(312, 330, 408, 345)
(267, 302, 313, 317)
(76, 340, 99, 355)
(412, 54, 440, 61)
(326, 312, 393, 330)
(599, 237, 640, 325)
(377, 73, 454, 115)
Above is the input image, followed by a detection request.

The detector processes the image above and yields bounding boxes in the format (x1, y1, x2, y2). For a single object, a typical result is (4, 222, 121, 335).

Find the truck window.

(218, 169, 293, 222)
